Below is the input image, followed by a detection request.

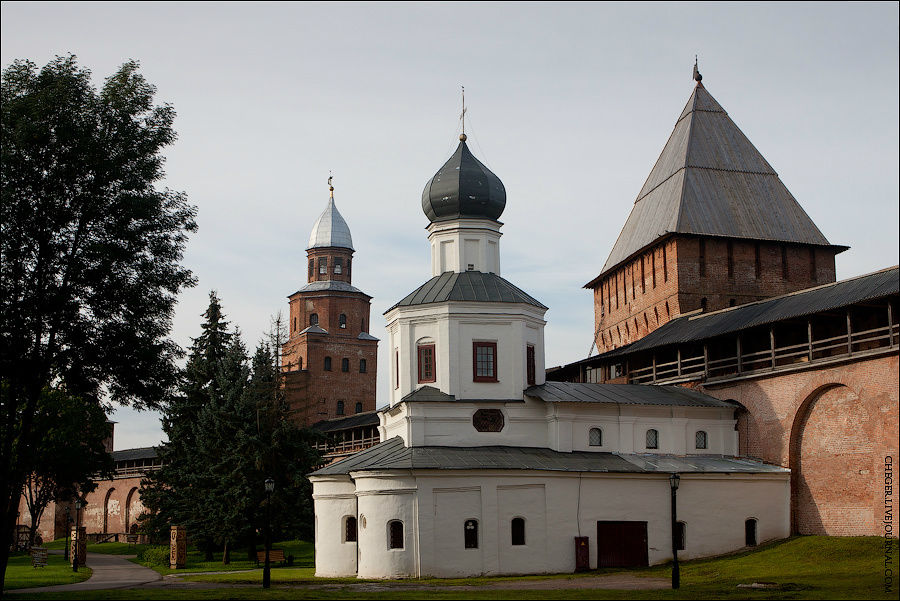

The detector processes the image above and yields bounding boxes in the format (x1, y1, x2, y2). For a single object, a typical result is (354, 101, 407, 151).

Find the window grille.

(646, 429, 659, 449)
(695, 431, 708, 449)
(310, 313, 319, 326)
(336, 401, 344, 415)
(345, 517, 357, 543)
(473, 409, 504, 432)
(589, 428, 602, 446)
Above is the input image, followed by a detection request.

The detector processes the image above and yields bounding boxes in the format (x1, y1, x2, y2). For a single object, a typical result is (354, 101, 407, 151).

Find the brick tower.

(585, 65, 847, 353)
(282, 180, 378, 425)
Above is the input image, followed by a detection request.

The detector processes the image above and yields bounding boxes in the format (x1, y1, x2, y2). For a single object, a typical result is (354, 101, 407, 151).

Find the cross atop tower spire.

(459, 85, 467, 142)
(328, 172, 334, 199)
(693, 56, 703, 83)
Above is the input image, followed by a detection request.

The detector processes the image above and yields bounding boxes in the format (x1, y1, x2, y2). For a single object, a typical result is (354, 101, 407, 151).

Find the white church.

(308, 132, 790, 579)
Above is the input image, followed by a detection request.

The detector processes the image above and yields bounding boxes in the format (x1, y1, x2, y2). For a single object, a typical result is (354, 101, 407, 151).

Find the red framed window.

(473, 342, 498, 382)
(526, 345, 536, 386)
(417, 344, 435, 383)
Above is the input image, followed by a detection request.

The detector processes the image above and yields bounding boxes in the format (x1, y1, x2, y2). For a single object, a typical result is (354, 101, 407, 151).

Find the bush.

(136, 545, 170, 567)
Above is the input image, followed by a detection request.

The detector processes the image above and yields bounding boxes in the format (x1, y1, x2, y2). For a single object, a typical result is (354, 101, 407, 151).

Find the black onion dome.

(422, 139, 506, 223)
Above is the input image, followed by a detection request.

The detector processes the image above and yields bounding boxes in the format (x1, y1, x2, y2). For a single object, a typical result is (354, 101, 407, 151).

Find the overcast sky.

(3, 2, 898, 450)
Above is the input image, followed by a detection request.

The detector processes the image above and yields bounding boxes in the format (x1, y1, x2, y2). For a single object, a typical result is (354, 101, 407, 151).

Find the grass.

(43, 538, 152, 555)
(132, 539, 315, 576)
(2, 552, 92, 591)
(9, 535, 896, 600)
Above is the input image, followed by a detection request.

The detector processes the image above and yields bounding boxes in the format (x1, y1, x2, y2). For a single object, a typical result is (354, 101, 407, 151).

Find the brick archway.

(788, 383, 875, 535)
(124, 487, 139, 533)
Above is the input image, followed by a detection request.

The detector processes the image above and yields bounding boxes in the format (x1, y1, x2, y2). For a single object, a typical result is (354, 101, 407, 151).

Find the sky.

(2, 2, 898, 450)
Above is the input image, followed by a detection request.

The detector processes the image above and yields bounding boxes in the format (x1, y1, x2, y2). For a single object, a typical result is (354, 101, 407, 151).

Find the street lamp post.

(669, 473, 681, 590)
(72, 498, 85, 573)
(263, 478, 274, 589)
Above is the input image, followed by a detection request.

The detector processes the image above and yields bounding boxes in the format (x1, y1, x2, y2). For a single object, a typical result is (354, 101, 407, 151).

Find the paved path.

(8, 552, 161, 594)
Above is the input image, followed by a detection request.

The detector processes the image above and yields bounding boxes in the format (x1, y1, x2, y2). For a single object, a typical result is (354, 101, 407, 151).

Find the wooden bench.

(255, 549, 286, 566)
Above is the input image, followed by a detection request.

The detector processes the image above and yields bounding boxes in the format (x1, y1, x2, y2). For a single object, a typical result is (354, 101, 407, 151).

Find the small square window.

(646, 429, 659, 449)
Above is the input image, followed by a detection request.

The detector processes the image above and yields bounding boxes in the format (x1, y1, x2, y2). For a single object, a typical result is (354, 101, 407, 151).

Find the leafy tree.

(0, 55, 196, 583)
(22, 388, 115, 547)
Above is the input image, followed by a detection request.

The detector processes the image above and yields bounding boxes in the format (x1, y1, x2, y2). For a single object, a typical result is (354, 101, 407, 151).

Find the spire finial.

(328, 171, 334, 199)
(693, 55, 702, 83)
(459, 85, 467, 142)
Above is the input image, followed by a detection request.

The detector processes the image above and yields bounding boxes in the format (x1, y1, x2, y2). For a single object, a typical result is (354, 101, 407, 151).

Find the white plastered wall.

(312, 470, 790, 578)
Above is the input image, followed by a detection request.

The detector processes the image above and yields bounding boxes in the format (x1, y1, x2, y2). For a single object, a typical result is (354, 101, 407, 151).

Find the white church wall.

(311, 477, 358, 577)
(354, 474, 419, 578)
(364, 470, 792, 578)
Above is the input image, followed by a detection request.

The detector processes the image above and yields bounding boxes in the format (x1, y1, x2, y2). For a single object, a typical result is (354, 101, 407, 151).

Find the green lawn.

(132, 539, 315, 576)
(43, 538, 153, 555)
(9, 535, 896, 600)
(2, 552, 91, 591)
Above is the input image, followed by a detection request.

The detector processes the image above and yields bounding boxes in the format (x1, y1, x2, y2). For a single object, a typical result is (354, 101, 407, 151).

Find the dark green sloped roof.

(526, 382, 735, 408)
(386, 271, 547, 313)
(310, 437, 788, 477)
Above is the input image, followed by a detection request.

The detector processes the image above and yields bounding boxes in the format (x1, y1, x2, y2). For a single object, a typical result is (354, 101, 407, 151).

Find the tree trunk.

(222, 539, 230, 565)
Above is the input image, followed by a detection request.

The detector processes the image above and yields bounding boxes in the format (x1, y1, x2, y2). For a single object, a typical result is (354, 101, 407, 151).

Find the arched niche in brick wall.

(788, 383, 874, 536)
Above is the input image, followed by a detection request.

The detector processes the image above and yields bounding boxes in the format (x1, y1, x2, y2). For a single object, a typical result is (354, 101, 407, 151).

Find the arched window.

(359, 359, 367, 373)
(341, 358, 349, 372)
(344, 516, 357, 543)
(511, 518, 526, 546)
(464, 519, 479, 549)
(310, 313, 319, 326)
(388, 520, 404, 549)
(589, 428, 602, 447)
(103, 488, 116, 534)
(675, 521, 686, 551)
(324, 356, 332, 371)
(355, 402, 363, 414)
(336, 401, 344, 415)
(646, 429, 659, 449)
(745, 519, 758, 546)
(339, 313, 347, 329)
(695, 431, 708, 450)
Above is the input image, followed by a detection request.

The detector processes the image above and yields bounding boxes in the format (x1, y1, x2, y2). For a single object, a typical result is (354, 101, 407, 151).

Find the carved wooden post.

(170, 525, 186, 569)
(70, 527, 86, 567)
